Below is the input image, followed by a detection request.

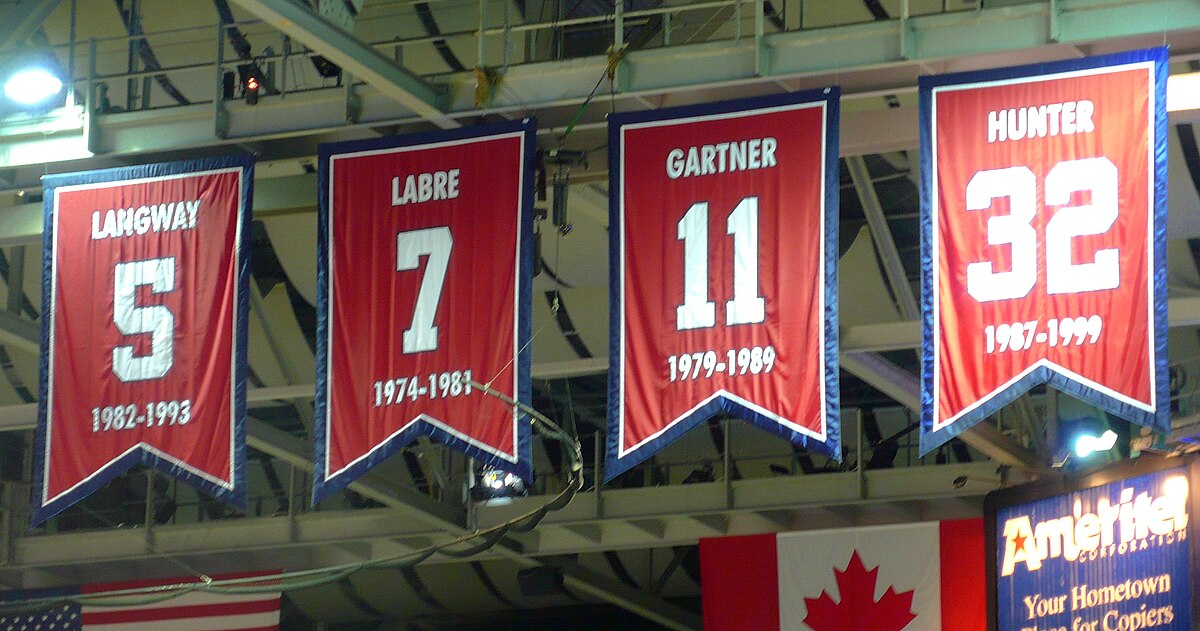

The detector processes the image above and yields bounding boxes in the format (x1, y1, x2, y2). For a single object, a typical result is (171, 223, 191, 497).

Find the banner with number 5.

(607, 90, 841, 480)
(919, 48, 1169, 454)
(35, 156, 253, 524)
(314, 121, 535, 503)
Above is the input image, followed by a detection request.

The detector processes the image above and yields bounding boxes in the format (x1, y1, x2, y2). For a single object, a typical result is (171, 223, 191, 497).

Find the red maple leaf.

(802, 551, 918, 631)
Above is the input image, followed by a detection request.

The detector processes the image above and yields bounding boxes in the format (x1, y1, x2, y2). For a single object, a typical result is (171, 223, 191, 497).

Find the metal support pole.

(594, 432, 604, 518)
(723, 419, 733, 508)
(1045, 387, 1058, 467)
(214, 23, 228, 139)
(125, 0, 139, 111)
(280, 34, 289, 97)
(286, 462, 298, 540)
(1049, 0, 1060, 42)
(0, 483, 12, 565)
(614, 0, 625, 51)
(466, 459, 478, 530)
(138, 13, 151, 110)
(857, 408, 866, 498)
(286, 462, 297, 520)
(143, 468, 155, 537)
(85, 38, 99, 153)
(754, 0, 765, 75)
(477, 0, 486, 69)
(735, 0, 743, 41)
(900, 0, 911, 59)
(67, 0, 78, 106)
(344, 70, 360, 123)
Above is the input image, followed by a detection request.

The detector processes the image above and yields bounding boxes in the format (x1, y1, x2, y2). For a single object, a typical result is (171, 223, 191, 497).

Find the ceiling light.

(3, 67, 63, 106)
(1168, 72, 1200, 113)
(1073, 429, 1118, 458)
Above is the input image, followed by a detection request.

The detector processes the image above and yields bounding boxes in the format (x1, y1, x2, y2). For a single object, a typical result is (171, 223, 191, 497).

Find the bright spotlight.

(474, 467, 527, 500)
(3, 67, 63, 106)
(1074, 429, 1118, 458)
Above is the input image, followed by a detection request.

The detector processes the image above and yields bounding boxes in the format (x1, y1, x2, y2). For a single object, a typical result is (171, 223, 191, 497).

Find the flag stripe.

(700, 533, 778, 631)
(938, 518, 986, 630)
(82, 611, 279, 631)
(82, 597, 279, 624)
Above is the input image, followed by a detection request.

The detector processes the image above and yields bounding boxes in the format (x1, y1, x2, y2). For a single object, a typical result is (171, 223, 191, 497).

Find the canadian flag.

(699, 519, 985, 630)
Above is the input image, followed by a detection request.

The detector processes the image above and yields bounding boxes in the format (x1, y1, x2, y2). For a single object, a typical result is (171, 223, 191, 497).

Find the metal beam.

(248, 282, 314, 433)
(0, 0, 1193, 179)
(846, 156, 919, 320)
(0, 308, 39, 355)
(0, 334, 696, 627)
(0, 0, 62, 50)
(0, 399, 701, 627)
(840, 351, 1042, 469)
(226, 0, 457, 129)
(244, 425, 701, 629)
(245, 417, 465, 527)
(7, 462, 1002, 566)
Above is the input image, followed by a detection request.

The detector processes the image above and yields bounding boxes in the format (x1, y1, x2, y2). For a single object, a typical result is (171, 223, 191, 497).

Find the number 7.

(397, 227, 452, 354)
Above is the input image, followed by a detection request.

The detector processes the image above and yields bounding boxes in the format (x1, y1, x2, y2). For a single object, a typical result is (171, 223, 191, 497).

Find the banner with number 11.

(607, 90, 841, 480)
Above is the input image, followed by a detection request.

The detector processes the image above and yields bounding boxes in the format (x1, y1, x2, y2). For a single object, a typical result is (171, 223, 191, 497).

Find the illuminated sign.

(987, 461, 1198, 631)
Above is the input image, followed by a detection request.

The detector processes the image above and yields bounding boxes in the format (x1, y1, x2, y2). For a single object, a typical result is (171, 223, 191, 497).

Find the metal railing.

(30, 0, 1047, 117)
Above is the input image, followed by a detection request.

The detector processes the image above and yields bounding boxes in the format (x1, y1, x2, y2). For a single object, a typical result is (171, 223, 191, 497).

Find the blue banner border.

(604, 88, 842, 482)
(33, 154, 254, 526)
(918, 47, 1170, 455)
(313, 119, 536, 504)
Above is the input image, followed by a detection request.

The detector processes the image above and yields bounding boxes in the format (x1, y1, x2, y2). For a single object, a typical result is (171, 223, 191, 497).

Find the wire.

(0, 385, 583, 615)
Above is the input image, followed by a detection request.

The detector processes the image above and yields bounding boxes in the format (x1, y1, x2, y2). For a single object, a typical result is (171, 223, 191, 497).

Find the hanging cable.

(0, 387, 582, 615)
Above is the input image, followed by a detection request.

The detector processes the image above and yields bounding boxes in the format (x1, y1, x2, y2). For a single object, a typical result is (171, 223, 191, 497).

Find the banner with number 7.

(607, 90, 841, 480)
(314, 121, 535, 503)
(35, 156, 253, 525)
(919, 48, 1170, 454)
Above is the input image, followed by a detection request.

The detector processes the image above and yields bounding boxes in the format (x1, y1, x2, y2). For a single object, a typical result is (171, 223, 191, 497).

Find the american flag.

(1, 574, 280, 631)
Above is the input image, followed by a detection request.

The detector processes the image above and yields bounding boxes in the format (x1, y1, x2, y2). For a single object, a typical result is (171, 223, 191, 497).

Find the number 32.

(964, 157, 1119, 302)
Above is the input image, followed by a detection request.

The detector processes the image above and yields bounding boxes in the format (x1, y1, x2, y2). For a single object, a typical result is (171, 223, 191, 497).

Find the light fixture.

(1073, 429, 1118, 458)
(1, 32, 66, 111)
(237, 63, 265, 106)
(3, 67, 63, 106)
(1168, 72, 1200, 113)
(472, 466, 526, 500)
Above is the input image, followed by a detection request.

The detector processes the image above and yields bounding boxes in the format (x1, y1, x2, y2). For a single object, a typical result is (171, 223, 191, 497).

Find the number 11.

(676, 196, 766, 331)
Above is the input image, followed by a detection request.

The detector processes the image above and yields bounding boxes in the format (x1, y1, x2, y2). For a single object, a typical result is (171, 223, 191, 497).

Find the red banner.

(919, 49, 1169, 453)
(607, 91, 841, 480)
(35, 157, 252, 524)
(314, 121, 534, 502)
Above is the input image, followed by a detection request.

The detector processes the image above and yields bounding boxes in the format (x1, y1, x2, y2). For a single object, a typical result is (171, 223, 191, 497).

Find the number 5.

(112, 257, 175, 382)
(397, 227, 452, 353)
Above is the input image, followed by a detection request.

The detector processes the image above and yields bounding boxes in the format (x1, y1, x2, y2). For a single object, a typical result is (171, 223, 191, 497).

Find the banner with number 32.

(919, 48, 1169, 453)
